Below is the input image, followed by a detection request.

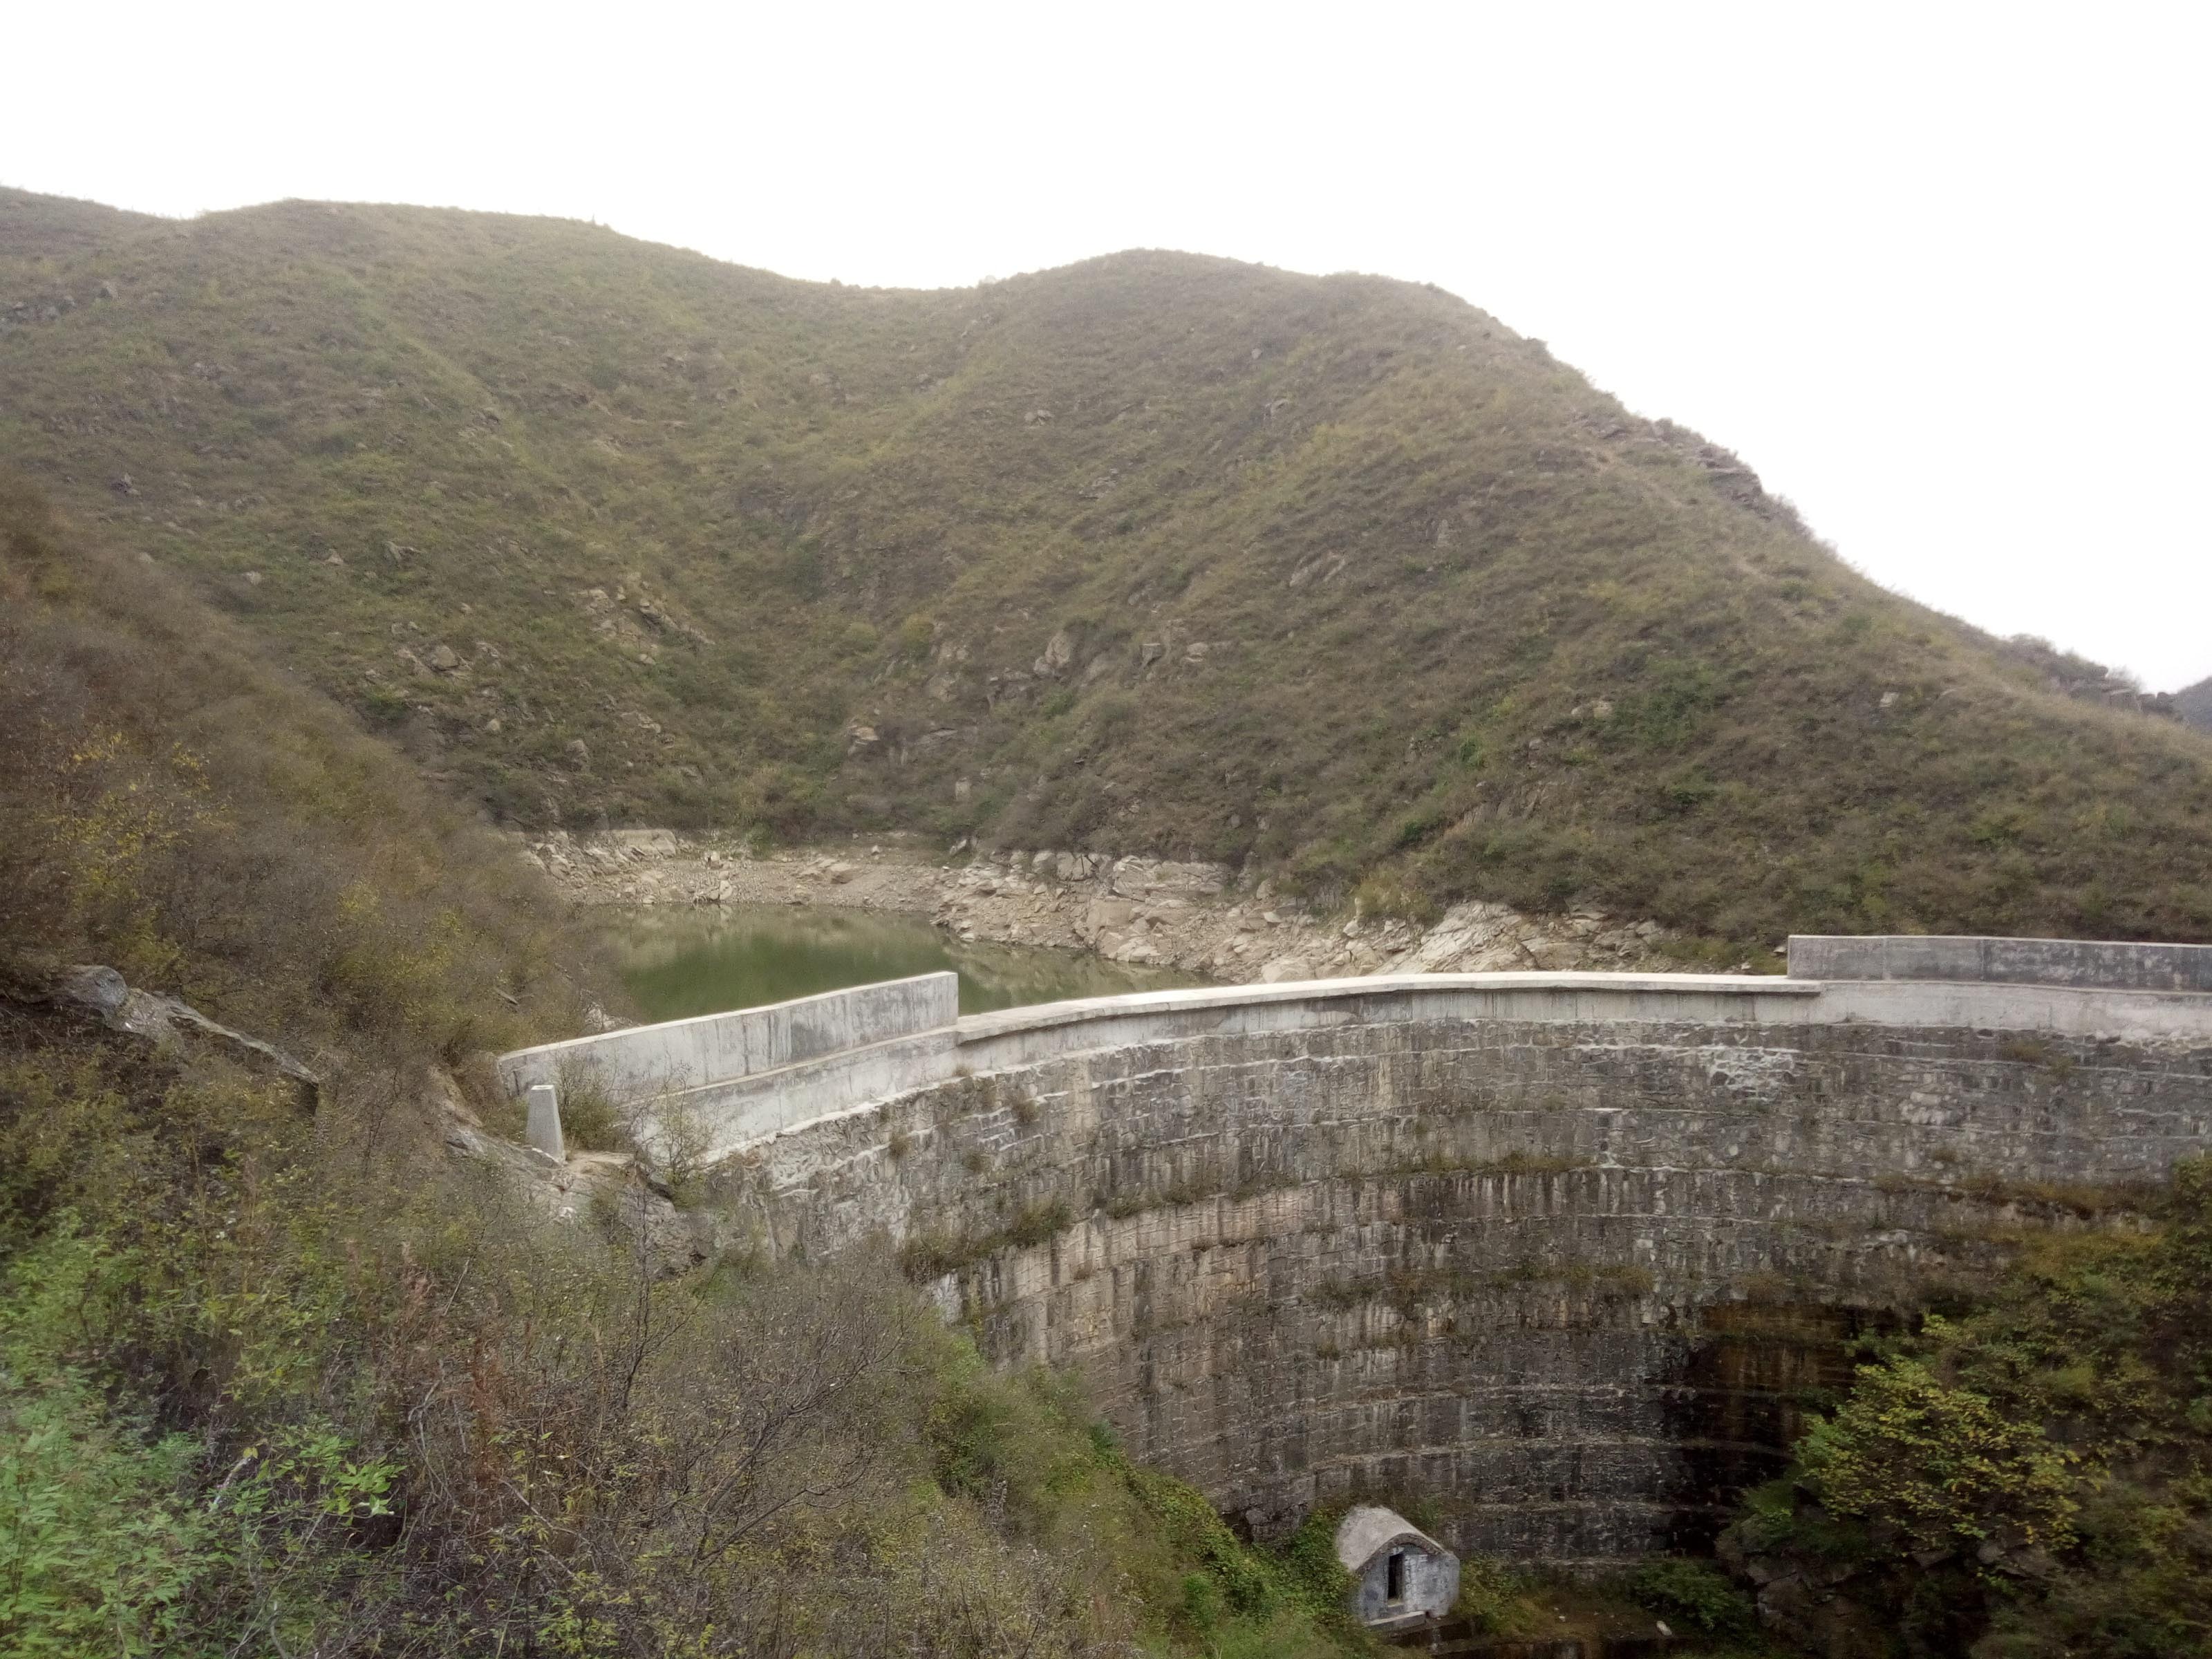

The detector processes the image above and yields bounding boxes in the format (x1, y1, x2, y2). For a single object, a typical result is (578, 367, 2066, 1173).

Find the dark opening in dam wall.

(500, 942, 2212, 1568)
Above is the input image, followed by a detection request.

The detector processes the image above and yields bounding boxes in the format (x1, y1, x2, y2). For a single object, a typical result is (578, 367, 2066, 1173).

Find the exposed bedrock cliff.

(708, 1004, 2212, 1569)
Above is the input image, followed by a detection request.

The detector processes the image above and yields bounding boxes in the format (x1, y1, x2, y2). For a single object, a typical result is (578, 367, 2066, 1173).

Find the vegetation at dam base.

(1721, 1153, 2212, 1658)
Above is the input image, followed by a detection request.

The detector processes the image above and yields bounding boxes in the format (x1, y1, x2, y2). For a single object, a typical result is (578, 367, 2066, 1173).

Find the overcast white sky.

(8, 1, 2207, 688)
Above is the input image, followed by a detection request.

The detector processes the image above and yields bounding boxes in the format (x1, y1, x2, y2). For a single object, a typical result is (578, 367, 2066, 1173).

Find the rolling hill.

(4, 185, 2210, 952)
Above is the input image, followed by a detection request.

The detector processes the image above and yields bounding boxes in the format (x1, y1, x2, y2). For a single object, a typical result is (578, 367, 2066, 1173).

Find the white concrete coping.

(948, 973, 1847, 1076)
(953, 971, 2212, 1072)
(954, 971, 1815, 1045)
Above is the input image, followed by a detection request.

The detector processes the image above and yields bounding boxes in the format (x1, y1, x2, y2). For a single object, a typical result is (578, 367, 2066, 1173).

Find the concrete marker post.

(525, 1082, 565, 1161)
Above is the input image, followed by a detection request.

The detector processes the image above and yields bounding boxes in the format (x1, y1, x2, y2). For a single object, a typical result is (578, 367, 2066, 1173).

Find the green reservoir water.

(609, 903, 1206, 1022)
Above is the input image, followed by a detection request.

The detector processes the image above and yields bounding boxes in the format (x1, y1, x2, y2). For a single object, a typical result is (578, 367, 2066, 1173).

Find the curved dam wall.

(501, 943, 2212, 1569)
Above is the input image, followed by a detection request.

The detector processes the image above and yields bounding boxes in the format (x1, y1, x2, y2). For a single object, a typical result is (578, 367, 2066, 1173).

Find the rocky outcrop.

(35, 960, 707, 1275)
(50, 964, 320, 1110)
(1997, 635, 2182, 720)
(1714, 1511, 1900, 1659)
(530, 832, 1676, 981)
(2178, 673, 2212, 733)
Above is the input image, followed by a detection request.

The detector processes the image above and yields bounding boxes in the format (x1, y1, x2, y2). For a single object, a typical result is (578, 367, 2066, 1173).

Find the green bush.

(1629, 1557, 1756, 1636)
(1723, 1154, 2212, 1656)
(1795, 1355, 2079, 1555)
(1277, 1505, 1358, 1624)
(1005, 1198, 1073, 1248)
(0, 1370, 209, 1657)
(552, 1056, 625, 1152)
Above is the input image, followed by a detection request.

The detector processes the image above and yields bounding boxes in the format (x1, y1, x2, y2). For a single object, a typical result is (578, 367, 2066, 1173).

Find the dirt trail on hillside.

(529, 831, 1696, 984)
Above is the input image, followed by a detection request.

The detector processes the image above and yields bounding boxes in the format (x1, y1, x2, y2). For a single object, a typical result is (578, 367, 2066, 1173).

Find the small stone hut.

(1334, 1505, 1459, 1630)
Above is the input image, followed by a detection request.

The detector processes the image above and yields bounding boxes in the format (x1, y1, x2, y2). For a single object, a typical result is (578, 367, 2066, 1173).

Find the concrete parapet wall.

(1789, 933, 2212, 992)
(953, 973, 1812, 1074)
(952, 972, 2212, 1089)
(495, 971, 957, 1106)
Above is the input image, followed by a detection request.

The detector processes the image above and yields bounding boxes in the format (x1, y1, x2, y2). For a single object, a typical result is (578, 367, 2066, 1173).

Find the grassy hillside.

(0, 474, 598, 1062)
(5, 186, 2211, 949)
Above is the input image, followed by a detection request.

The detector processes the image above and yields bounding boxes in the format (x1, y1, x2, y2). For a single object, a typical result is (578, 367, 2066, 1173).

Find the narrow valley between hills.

(6, 182, 2212, 1659)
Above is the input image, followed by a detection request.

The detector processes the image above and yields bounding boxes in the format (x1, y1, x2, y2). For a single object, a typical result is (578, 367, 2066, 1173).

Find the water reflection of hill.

(608, 903, 1206, 1022)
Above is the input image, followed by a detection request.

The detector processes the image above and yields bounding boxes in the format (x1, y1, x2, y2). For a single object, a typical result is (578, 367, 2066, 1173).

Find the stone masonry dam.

(498, 936, 2212, 1568)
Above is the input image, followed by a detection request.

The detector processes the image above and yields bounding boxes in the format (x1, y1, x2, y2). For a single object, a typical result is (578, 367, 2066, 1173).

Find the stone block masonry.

(497, 942, 2212, 1568)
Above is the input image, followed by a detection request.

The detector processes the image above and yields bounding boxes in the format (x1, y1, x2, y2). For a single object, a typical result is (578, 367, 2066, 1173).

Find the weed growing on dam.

(1392, 1147, 1595, 1179)
(899, 1199, 1076, 1280)
(1871, 1170, 2162, 1219)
